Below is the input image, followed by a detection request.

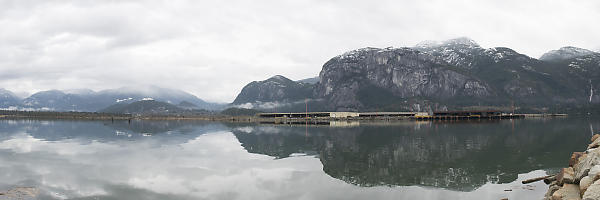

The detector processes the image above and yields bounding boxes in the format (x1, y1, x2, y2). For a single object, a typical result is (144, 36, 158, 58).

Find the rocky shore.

(543, 134, 600, 200)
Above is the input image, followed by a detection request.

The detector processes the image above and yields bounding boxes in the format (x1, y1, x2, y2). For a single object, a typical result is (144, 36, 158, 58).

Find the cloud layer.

(0, 0, 599, 102)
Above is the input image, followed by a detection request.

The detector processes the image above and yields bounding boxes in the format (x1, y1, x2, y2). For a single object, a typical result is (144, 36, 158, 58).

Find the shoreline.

(0, 110, 569, 123)
(538, 133, 600, 199)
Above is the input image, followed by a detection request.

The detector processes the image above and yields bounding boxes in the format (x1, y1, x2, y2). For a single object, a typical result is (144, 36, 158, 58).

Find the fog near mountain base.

(234, 99, 322, 110)
(0, 0, 598, 102)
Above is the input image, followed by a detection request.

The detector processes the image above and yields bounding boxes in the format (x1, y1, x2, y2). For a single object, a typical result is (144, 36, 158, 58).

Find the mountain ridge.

(1, 86, 224, 112)
(233, 38, 600, 112)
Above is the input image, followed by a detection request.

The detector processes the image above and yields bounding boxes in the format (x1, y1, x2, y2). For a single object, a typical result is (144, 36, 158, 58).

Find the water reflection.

(0, 118, 596, 200)
(230, 119, 591, 191)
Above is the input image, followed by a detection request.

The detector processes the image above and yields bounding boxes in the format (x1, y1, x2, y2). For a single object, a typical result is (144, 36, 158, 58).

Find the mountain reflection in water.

(0, 118, 596, 200)
(230, 119, 590, 191)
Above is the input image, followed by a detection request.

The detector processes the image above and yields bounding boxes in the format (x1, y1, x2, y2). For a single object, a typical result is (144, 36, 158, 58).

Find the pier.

(255, 110, 527, 123)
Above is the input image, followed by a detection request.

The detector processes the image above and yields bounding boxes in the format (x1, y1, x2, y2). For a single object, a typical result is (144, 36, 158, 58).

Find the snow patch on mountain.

(540, 46, 597, 61)
(414, 37, 484, 69)
(415, 40, 443, 48)
(336, 47, 381, 60)
(116, 97, 133, 103)
(415, 37, 481, 49)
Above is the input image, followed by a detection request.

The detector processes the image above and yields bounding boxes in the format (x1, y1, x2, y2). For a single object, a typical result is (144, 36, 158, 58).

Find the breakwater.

(541, 133, 600, 199)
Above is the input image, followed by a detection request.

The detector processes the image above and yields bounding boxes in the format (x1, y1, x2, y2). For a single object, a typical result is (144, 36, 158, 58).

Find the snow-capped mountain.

(234, 37, 600, 112)
(414, 37, 487, 69)
(539, 46, 597, 62)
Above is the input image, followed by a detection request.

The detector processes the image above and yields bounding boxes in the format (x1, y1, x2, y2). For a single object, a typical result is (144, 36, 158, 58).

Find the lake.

(0, 117, 596, 200)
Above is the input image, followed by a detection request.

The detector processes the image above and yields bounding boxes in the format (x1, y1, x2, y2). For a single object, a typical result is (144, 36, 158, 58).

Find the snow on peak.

(415, 37, 481, 49)
(271, 75, 287, 80)
(64, 88, 95, 95)
(336, 47, 379, 59)
(266, 75, 294, 84)
(447, 37, 479, 46)
(559, 46, 595, 54)
(0, 88, 19, 100)
(415, 40, 443, 48)
(142, 97, 154, 101)
(335, 47, 415, 60)
(540, 46, 596, 61)
(0, 88, 13, 94)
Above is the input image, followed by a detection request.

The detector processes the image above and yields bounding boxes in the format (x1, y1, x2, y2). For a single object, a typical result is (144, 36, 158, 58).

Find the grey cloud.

(0, 0, 598, 102)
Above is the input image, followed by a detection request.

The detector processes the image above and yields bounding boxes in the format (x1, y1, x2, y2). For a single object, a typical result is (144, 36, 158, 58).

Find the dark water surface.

(0, 117, 597, 200)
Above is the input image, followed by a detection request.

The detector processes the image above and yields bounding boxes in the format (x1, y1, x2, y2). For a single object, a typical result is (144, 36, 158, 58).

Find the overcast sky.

(0, 0, 599, 102)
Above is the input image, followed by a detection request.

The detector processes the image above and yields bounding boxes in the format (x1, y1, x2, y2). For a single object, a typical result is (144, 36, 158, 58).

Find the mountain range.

(1, 37, 598, 114)
(0, 86, 224, 112)
(99, 99, 205, 115)
(232, 37, 600, 113)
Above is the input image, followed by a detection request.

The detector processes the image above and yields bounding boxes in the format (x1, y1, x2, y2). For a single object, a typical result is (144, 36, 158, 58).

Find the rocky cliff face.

(316, 47, 492, 111)
(233, 38, 600, 112)
(416, 38, 574, 104)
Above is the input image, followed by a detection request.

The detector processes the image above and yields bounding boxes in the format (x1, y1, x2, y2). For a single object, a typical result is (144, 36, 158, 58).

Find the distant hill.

(0, 88, 21, 108)
(98, 99, 216, 116)
(99, 100, 187, 114)
(177, 101, 199, 110)
(4, 86, 225, 112)
(232, 75, 314, 108)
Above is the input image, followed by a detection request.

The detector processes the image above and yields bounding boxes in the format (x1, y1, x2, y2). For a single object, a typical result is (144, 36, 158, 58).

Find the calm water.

(0, 117, 597, 200)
